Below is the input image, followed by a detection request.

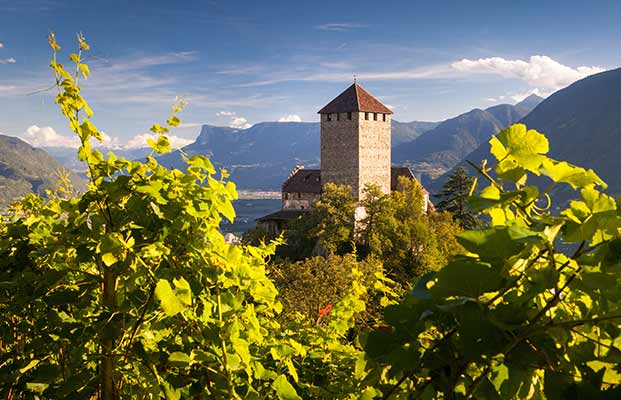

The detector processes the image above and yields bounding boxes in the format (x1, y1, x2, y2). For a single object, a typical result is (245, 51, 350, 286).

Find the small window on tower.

(347, 112, 352, 120)
(326, 113, 332, 121)
(365, 112, 369, 120)
(298, 192, 301, 199)
(383, 114, 387, 122)
(373, 113, 378, 121)
(285, 193, 289, 200)
(337, 113, 340, 121)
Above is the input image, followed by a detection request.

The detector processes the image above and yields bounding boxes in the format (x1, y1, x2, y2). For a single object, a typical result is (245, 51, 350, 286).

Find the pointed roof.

(318, 83, 393, 114)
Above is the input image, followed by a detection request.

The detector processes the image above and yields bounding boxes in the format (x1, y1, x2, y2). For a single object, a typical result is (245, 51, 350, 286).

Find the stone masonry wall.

(320, 111, 391, 199)
(357, 112, 391, 199)
(282, 191, 319, 210)
(320, 112, 359, 194)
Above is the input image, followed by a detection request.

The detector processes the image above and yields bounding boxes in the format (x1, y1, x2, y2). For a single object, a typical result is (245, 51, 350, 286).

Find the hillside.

(0, 134, 85, 206)
(437, 68, 621, 202)
(392, 99, 542, 179)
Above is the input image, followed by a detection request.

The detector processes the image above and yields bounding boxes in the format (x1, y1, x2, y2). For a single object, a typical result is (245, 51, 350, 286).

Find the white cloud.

(316, 23, 368, 31)
(125, 133, 193, 149)
(278, 114, 302, 122)
(21, 125, 80, 148)
(217, 111, 235, 116)
(451, 55, 605, 91)
(230, 117, 251, 129)
(0, 57, 16, 64)
(0, 42, 4, 48)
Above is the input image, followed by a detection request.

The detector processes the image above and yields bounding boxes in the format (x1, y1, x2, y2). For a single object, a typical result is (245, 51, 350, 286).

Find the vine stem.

(216, 283, 234, 398)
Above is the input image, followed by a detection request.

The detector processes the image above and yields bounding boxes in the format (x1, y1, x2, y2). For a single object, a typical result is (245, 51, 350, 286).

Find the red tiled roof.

(318, 83, 393, 115)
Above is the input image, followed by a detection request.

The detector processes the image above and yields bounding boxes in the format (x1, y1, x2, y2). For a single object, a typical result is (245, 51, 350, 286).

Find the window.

(336, 113, 340, 121)
(347, 112, 352, 120)
(285, 193, 289, 200)
(326, 113, 332, 121)
(383, 114, 387, 122)
(365, 112, 369, 120)
(298, 192, 301, 199)
(373, 113, 378, 121)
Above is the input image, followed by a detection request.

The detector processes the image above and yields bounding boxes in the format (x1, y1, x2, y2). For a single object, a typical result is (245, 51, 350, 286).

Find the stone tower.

(318, 83, 393, 199)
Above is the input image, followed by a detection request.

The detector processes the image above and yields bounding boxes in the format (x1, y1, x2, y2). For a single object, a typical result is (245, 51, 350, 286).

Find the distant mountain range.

(155, 119, 439, 191)
(392, 95, 542, 180)
(8, 68, 621, 206)
(439, 68, 621, 203)
(0, 96, 541, 202)
(37, 98, 543, 192)
(0, 134, 85, 206)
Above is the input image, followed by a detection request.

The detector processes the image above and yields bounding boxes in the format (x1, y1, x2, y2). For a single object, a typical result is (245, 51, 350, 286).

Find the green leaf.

(541, 160, 606, 189)
(155, 279, 186, 316)
(432, 259, 505, 298)
(272, 375, 301, 400)
(168, 351, 191, 366)
(101, 252, 118, 267)
(457, 226, 540, 264)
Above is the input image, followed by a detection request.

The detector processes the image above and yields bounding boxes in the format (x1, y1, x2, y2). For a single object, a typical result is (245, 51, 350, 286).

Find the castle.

(257, 82, 430, 235)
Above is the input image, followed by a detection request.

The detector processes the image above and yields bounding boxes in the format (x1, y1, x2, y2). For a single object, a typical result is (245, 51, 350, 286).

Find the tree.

(364, 177, 462, 281)
(435, 166, 481, 229)
(312, 183, 357, 254)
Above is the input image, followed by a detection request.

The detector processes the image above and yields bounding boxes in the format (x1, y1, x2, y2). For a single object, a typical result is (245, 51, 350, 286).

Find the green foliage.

(436, 166, 482, 229)
(271, 254, 402, 329)
(362, 178, 463, 280)
(0, 33, 373, 400)
(365, 123, 621, 398)
(312, 182, 357, 254)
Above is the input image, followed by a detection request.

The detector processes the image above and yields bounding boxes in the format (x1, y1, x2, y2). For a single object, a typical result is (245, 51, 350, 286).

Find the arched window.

(327, 113, 332, 121)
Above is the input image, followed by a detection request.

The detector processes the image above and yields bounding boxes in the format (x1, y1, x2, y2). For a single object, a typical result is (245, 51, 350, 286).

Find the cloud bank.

(452, 55, 605, 92)
(278, 114, 302, 122)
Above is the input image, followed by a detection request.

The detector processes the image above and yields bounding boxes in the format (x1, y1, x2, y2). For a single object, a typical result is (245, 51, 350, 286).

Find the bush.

(271, 254, 401, 329)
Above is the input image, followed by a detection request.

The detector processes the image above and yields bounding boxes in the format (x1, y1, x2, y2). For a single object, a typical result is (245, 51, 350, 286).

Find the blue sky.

(0, 0, 619, 148)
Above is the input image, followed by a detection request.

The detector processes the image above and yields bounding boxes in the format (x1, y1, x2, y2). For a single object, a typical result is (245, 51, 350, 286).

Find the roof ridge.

(354, 83, 361, 111)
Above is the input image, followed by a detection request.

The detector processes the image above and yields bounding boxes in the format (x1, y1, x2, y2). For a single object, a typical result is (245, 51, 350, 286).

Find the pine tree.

(435, 167, 481, 229)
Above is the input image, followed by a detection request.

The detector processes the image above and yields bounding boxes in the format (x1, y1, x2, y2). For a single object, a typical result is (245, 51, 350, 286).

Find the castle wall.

(320, 112, 360, 194)
(282, 191, 319, 210)
(320, 111, 391, 199)
(357, 112, 391, 198)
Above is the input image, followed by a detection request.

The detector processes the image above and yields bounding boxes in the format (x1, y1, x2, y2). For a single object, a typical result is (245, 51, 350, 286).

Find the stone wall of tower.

(357, 111, 391, 198)
(320, 111, 391, 199)
(320, 112, 360, 195)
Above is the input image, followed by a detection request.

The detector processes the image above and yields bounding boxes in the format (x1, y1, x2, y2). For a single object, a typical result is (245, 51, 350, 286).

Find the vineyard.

(2, 35, 621, 399)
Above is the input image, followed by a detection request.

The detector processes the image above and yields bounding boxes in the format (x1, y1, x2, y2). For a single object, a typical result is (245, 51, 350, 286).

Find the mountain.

(0, 134, 85, 206)
(437, 68, 621, 201)
(392, 101, 540, 180)
(44, 147, 152, 177)
(157, 122, 320, 191)
(154, 119, 437, 191)
(391, 120, 439, 145)
(516, 94, 544, 111)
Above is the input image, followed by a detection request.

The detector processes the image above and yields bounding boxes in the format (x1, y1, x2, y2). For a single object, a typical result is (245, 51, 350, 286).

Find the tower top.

(317, 82, 393, 115)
